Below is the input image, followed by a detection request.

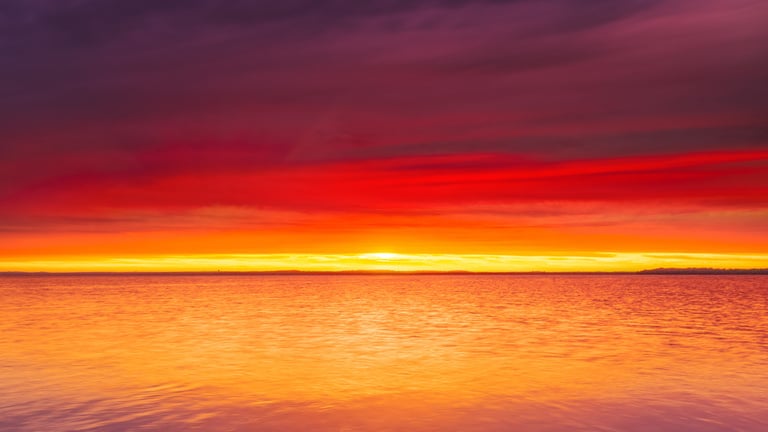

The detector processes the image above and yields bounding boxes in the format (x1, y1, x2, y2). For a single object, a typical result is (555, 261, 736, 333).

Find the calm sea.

(1, 275, 766, 431)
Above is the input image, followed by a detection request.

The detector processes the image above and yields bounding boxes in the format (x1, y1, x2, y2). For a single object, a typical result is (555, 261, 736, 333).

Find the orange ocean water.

(1, 275, 766, 431)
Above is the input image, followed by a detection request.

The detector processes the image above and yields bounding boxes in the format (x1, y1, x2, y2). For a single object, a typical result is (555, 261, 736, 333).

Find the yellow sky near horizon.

(2, 252, 767, 273)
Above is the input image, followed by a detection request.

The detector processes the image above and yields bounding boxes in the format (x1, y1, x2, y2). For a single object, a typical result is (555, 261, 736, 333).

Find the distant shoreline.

(2, 268, 767, 276)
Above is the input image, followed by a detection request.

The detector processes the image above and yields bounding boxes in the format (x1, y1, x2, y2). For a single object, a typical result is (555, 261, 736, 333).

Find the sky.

(1, 0, 767, 272)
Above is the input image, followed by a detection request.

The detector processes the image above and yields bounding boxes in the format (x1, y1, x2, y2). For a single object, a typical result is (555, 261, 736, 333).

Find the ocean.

(1, 275, 766, 431)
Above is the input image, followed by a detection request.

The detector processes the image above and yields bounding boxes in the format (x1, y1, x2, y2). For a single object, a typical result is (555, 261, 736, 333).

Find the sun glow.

(358, 252, 404, 261)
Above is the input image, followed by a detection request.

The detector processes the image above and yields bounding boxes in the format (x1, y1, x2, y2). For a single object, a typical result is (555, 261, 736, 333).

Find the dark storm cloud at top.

(1, 0, 767, 214)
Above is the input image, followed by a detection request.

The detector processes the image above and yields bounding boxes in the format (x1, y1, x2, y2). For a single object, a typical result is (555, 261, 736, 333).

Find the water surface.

(1, 275, 766, 431)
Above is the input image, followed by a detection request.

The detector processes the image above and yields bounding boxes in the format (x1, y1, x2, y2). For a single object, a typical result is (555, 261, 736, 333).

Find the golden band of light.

(1, 252, 767, 272)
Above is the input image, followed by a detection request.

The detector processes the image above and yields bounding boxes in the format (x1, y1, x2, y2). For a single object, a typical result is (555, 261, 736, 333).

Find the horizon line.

(2, 268, 768, 276)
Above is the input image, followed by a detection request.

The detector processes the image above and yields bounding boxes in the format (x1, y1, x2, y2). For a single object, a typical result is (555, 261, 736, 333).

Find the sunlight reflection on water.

(1, 275, 766, 431)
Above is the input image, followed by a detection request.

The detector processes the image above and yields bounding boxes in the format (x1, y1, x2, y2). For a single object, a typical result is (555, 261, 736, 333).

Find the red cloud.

(4, 148, 766, 219)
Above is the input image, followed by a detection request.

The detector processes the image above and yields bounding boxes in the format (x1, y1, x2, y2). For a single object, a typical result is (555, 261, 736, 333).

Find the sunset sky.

(1, 0, 767, 272)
